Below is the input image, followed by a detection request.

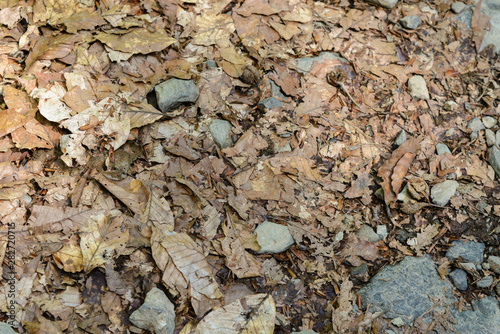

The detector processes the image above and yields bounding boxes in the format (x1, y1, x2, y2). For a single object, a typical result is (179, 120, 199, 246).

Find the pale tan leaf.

(193, 13, 235, 47)
(391, 152, 415, 196)
(94, 175, 149, 216)
(96, 28, 177, 54)
(195, 294, 275, 334)
(53, 235, 84, 273)
(200, 205, 221, 240)
(80, 211, 129, 272)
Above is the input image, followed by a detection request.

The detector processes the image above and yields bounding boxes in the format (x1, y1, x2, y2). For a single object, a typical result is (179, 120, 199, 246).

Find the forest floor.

(0, 0, 499, 333)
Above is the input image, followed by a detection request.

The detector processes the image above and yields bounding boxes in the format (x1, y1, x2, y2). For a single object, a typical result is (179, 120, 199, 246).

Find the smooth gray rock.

(129, 287, 175, 334)
(489, 146, 500, 177)
(0, 323, 16, 334)
(255, 221, 295, 254)
(467, 117, 485, 131)
(292, 330, 318, 334)
(446, 240, 485, 265)
(209, 119, 233, 149)
(359, 256, 456, 325)
(479, 0, 500, 53)
(294, 52, 347, 74)
(400, 15, 421, 29)
(362, 0, 399, 9)
(496, 130, 500, 146)
(482, 116, 497, 128)
(488, 255, 500, 274)
(408, 75, 430, 100)
(430, 180, 459, 206)
(393, 130, 406, 147)
(470, 131, 479, 141)
(155, 79, 199, 113)
(376, 225, 388, 240)
(436, 143, 452, 155)
(351, 263, 369, 276)
(476, 276, 493, 288)
(258, 97, 283, 110)
(449, 269, 468, 291)
(451, 2, 468, 14)
(486, 129, 496, 147)
(356, 225, 380, 243)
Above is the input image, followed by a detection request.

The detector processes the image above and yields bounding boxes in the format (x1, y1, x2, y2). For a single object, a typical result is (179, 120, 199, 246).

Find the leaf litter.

(0, 0, 499, 332)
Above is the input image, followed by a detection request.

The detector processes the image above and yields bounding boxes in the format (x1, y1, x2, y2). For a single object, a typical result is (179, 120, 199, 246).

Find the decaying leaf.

(195, 294, 275, 334)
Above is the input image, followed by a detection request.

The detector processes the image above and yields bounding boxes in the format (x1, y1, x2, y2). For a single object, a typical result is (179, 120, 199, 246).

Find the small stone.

(449, 269, 468, 291)
(0, 323, 17, 334)
(443, 101, 458, 111)
(489, 146, 500, 177)
(209, 119, 233, 149)
(482, 116, 498, 129)
(496, 130, 500, 145)
(351, 263, 369, 276)
(255, 221, 295, 254)
(292, 331, 318, 334)
(400, 15, 421, 29)
(482, 262, 490, 270)
(393, 130, 407, 147)
(451, 2, 467, 14)
(436, 143, 452, 155)
(273, 141, 292, 153)
(477, 276, 493, 288)
(470, 131, 478, 141)
(392, 317, 404, 327)
(362, 0, 399, 9)
(376, 225, 388, 240)
(486, 129, 496, 147)
(430, 180, 459, 206)
(446, 240, 485, 265)
(488, 255, 500, 274)
(445, 128, 455, 137)
(130, 287, 175, 334)
(155, 79, 199, 114)
(258, 97, 283, 110)
(467, 117, 485, 131)
(206, 60, 217, 68)
(356, 225, 380, 243)
(408, 75, 430, 100)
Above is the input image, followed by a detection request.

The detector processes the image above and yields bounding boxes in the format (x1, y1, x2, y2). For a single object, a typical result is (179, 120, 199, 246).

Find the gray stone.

(408, 75, 430, 100)
(400, 15, 421, 29)
(479, 0, 500, 53)
(470, 131, 479, 141)
(481, 262, 490, 270)
(436, 143, 452, 155)
(430, 180, 459, 206)
(451, 2, 468, 14)
(0, 323, 17, 334)
(359, 255, 500, 332)
(446, 240, 485, 265)
(129, 287, 175, 334)
(393, 130, 406, 147)
(443, 100, 458, 111)
(477, 276, 493, 288)
(351, 263, 369, 276)
(486, 129, 496, 147)
(206, 60, 217, 68)
(362, 0, 399, 9)
(377, 225, 388, 241)
(292, 330, 318, 334)
(489, 146, 500, 177)
(258, 97, 283, 110)
(294, 52, 347, 74)
(272, 140, 292, 153)
(155, 79, 199, 113)
(358, 256, 456, 325)
(488, 256, 500, 274)
(356, 225, 380, 243)
(449, 269, 468, 291)
(209, 119, 233, 149)
(255, 221, 295, 254)
(452, 296, 500, 333)
(467, 117, 485, 131)
(482, 116, 498, 128)
(496, 130, 500, 146)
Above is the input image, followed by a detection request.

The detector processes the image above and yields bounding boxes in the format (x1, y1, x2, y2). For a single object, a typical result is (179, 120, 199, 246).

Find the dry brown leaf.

(193, 13, 235, 47)
(53, 235, 84, 273)
(391, 152, 415, 196)
(96, 28, 177, 55)
(195, 294, 275, 334)
(339, 234, 379, 262)
(378, 137, 421, 205)
(221, 216, 261, 278)
(80, 210, 129, 272)
(331, 279, 354, 333)
(153, 230, 223, 316)
(201, 205, 221, 240)
(94, 175, 149, 216)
